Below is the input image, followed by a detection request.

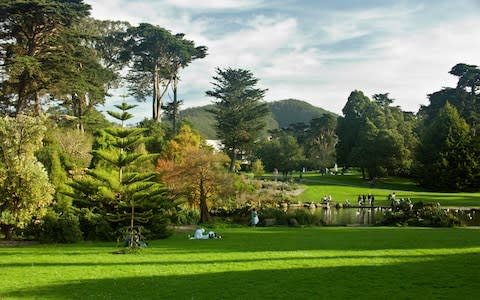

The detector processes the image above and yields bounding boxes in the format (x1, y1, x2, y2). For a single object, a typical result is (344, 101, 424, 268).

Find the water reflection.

(287, 207, 480, 226)
(319, 207, 383, 225)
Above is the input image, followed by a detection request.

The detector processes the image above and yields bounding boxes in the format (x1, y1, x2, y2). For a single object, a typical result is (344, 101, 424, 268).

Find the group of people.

(322, 195, 333, 203)
(357, 193, 375, 206)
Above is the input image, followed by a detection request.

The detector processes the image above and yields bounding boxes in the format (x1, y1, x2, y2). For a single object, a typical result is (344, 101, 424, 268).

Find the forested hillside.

(269, 99, 335, 128)
(179, 99, 335, 139)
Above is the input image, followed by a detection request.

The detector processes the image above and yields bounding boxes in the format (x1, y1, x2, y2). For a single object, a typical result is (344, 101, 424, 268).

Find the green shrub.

(379, 201, 462, 227)
(31, 211, 83, 243)
(78, 209, 114, 241)
(171, 208, 200, 225)
(259, 208, 288, 225)
(145, 214, 174, 239)
(290, 209, 323, 226)
(296, 209, 311, 224)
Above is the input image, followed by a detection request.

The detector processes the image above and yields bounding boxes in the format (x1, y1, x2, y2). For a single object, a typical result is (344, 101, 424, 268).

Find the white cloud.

(164, 0, 264, 10)
(86, 0, 480, 123)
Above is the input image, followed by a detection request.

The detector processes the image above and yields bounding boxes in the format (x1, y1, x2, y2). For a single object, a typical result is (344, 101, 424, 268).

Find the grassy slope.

(295, 172, 480, 208)
(1, 227, 480, 299)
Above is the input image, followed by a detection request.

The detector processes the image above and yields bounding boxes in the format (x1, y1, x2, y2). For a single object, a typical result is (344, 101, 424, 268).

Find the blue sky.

(86, 0, 480, 123)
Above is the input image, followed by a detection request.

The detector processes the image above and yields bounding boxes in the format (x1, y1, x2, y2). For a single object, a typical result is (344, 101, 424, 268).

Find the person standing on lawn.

(251, 208, 259, 227)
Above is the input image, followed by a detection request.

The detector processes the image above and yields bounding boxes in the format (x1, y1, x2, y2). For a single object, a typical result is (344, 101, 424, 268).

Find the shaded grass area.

(296, 173, 480, 207)
(1, 227, 480, 299)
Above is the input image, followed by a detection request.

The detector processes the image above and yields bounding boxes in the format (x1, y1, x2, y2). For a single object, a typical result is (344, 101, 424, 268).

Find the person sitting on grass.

(189, 228, 222, 239)
(189, 228, 208, 239)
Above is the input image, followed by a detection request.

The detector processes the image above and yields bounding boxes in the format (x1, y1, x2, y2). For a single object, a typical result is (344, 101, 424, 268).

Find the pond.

(287, 207, 480, 226)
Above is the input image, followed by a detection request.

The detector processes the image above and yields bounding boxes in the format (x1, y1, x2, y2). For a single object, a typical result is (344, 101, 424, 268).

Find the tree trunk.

(16, 74, 28, 116)
(199, 176, 210, 223)
(70, 93, 84, 133)
(130, 199, 135, 247)
(153, 63, 161, 121)
(172, 76, 178, 133)
(2, 225, 14, 241)
(34, 92, 41, 116)
(229, 148, 237, 172)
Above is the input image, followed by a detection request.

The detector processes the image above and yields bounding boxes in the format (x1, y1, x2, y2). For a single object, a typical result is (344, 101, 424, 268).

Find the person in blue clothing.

(251, 208, 259, 227)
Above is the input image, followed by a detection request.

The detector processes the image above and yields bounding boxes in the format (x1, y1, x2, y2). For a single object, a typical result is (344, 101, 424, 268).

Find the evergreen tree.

(206, 67, 269, 172)
(68, 102, 170, 247)
(162, 34, 207, 133)
(304, 114, 337, 169)
(0, 0, 91, 115)
(122, 23, 206, 122)
(46, 21, 115, 132)
(256, 132, 305, 176)
(416, 103, 480, 191)
(336, 90, 416, 179)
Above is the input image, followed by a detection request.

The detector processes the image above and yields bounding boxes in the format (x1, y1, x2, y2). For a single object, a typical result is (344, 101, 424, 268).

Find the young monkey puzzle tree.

(69, 102, 167, 249)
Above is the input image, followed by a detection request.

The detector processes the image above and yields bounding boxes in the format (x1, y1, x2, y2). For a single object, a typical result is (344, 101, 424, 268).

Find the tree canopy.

(123, 23, 207, 122)
(206, 67, 269, 172)
(0, 0, 91, 115)
(0, 115, 54, 240)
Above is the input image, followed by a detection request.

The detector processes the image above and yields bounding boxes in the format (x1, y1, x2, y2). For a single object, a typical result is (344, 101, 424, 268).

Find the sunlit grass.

(296, 172, 480, 207)
(1, 227, 480, 299)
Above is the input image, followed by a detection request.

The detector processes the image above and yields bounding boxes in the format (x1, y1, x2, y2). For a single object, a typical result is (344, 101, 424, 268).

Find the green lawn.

(295, 172, 480, 207)
(1, 227, 480, 299)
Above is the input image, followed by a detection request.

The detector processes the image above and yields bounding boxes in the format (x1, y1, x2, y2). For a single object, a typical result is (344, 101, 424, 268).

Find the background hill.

(179, 99, 336, 139)
(269, 99, 335, 128)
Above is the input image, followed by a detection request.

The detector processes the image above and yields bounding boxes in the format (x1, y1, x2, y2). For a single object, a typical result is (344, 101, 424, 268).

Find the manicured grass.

(1, 227, 480, 299)
(296, 172, 480, 207)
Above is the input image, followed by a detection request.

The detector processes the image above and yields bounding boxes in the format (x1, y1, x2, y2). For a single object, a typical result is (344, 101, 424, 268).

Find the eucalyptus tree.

(123, 23, 206, 122)
(0, 0, 91, 115)
(206, 67, 269, 172)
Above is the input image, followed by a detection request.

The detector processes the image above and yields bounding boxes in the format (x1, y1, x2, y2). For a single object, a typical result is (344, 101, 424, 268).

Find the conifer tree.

(69, 102, 170, 248)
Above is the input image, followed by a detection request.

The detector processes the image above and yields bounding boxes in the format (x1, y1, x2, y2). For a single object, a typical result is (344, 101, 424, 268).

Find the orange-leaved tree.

(157, 125, 231, 223)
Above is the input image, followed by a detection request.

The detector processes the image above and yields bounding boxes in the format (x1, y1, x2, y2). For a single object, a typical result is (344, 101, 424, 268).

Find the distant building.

(205, 139, 223, 152)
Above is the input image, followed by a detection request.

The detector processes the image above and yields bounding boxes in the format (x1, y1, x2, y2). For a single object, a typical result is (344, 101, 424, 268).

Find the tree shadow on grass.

(2, 253, 479, 300)
(0, 253, 466, 268)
